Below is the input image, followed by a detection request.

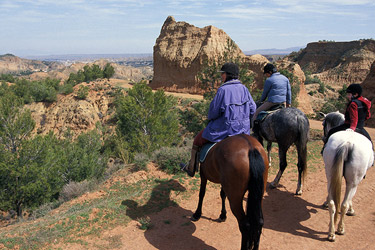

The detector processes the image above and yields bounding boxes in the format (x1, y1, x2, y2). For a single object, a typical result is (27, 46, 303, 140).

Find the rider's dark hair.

(220, 63, 239, 81)
(263, 63, 277, 74)
(346, 83, 362, 96)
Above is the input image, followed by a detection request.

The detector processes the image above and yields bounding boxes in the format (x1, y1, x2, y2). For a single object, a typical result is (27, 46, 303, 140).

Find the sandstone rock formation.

(289, 39, 375, 87)
(276, 59, 313, 114)
(151, 16, 244, 93)
(25, 81, 115, 138)
(243, 54, 269, 89)
(152, 16, 313, 114)
(361, 61, 375, 127)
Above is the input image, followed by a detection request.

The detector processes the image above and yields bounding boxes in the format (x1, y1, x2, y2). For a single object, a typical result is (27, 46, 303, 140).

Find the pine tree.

(0, 93, 61, 216)
(103, 63, 115, 80)
(116, 81, 179, 154)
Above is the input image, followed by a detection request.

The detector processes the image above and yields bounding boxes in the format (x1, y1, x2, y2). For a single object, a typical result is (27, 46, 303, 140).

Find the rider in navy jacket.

(252, 63, 291, 126)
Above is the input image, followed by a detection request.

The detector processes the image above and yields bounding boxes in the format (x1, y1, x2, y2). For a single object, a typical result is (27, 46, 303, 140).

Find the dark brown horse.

(191, 134, 269, 250)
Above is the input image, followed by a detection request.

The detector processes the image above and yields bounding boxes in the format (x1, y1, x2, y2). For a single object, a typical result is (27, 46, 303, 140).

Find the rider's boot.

(180, 145, 199, 177)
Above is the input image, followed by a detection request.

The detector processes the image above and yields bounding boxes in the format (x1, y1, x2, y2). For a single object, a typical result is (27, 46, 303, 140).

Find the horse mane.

(323, 112, 345, 128)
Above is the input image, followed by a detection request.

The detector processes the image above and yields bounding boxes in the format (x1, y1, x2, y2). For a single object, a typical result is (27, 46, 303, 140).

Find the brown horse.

(191, 134, 269, 250)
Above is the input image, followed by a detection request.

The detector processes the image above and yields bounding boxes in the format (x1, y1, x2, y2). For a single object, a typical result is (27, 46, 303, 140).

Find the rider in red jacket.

(324, 83, 372, 146)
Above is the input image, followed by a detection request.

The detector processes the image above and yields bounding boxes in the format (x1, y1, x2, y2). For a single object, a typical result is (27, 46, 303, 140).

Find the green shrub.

(116, 81, 180, 154)
(305, 75, 322, 84)
(59, 180, 93, 202)
(60, 129, 107, 182)
(60, 83, 74, 95)
(102, 133, 133, 164)
(318, 81, 326, 94)
(318, 84, 347, 115)
(76, 85, 89, 100)
(152, 146, 190, 174)
(133, 153, 150, 171)
(179, 100, 209, 134)
(66, 64, 114, 86)
(0, 74, 15, 83)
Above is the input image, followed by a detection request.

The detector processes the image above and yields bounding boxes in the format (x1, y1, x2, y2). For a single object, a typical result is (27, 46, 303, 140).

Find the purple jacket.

(202, 79, 256, 142)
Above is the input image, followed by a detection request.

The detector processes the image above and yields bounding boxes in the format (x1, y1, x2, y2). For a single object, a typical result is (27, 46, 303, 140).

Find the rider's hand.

(346, 128, 354, 132)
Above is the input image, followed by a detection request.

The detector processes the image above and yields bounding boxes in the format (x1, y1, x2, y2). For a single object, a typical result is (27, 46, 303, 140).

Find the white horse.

(323, 130, 374, 242)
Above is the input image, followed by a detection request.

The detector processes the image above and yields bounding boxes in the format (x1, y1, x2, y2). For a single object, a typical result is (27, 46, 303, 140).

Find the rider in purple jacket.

(181, 62, 256, 177)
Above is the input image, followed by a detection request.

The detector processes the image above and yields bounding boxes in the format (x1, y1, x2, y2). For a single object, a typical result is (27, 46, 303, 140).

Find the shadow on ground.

(122, 179, 216, 250)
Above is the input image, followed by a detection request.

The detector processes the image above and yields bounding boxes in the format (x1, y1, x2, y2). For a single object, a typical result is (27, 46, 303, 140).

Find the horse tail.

(297, 115, 309, 179)
(247, 148, 266, 247)
(330, 141, 351, 223)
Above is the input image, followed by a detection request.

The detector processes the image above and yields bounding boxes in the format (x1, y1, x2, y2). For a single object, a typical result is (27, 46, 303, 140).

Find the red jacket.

(345, 96, 371, 130)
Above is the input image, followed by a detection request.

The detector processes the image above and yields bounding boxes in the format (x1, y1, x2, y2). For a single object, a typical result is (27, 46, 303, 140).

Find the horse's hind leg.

(337, 202, 349, 235)
(328, 200, 336, 242)
(346, 200, 355, 216)
(191, 176, 207, 221)
(229, 199, 247, 250)
(338, 184, 359, 235)
(270, 147, 288, 189)
(267, 142, 272, 166)
(219, 187, 227, 222)
(295, 143, 307, 195)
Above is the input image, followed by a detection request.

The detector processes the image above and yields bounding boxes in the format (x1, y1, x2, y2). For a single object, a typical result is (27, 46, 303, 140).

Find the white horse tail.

(330, 141, 352, 223)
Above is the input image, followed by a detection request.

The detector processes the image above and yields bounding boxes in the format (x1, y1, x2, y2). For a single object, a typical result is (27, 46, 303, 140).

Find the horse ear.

(319, 112, 326, 118)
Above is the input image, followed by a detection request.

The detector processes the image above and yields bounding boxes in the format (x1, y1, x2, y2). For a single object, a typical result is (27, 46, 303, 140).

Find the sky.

(1, 0, 374, 56)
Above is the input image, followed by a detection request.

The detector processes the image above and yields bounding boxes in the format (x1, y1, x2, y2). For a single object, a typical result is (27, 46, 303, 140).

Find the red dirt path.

(62, 120, 375, 250)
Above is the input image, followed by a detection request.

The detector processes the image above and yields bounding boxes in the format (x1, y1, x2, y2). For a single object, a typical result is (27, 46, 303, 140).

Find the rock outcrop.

(289, 39, 375, 86)
(276, 59, 313, 114)
(26, 81, 115, 138)
(0, 54, 152, 83)
(152, 16, 314, 114)
(361, 61, 375, 127)
(0, 54, 65, 74)
(151, 16, 244, 93)
(243, 54, 269, 89)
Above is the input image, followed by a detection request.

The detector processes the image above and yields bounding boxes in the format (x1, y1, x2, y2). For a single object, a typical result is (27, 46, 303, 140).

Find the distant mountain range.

(21, 47, 304, 62)
(24, 53, 153, 62)
(244, 46, 304, 55)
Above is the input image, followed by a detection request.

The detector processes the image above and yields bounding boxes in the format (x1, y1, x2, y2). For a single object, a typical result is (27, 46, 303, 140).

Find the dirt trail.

(62, 119, 375, 250)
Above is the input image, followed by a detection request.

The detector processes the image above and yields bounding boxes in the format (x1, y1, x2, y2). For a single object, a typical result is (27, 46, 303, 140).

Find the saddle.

(253, 104, 284, 133)
(255, 104, 284, 123)
(199, 142, 216, 163)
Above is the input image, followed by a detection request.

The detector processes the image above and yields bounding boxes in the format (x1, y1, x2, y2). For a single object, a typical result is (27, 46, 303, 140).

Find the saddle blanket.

(199, 142, 216, 162)
(256, 111, 269, 122)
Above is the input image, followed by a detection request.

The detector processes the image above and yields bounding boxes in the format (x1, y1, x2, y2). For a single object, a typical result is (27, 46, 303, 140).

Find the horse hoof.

(218, 215, 227, 222)
(295, 190, 302, 196)
(191, 214, 201, 222)
(337, 230, 345, 235)
(337, 227, 345, 235)
(328, 234, 336, 242)
(322, 201, 329, 209)
(346, 210, 355, 216)
(269, 182, 277, 189)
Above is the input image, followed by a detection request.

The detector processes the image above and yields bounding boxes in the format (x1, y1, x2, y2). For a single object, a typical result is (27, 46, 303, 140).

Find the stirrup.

(180, 163, 195, 177)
